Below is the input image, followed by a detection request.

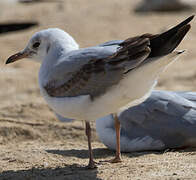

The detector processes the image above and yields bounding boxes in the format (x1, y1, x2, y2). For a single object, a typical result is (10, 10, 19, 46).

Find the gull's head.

(6, 28, 79, 64)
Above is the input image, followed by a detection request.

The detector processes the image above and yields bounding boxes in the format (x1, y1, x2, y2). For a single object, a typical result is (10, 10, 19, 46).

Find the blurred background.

(0, 0, 196, 179)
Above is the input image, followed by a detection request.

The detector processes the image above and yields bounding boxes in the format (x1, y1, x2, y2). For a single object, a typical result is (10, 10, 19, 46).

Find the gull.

(0, 22, 38, 35)
(96, 90, 196, 152)
(135, 0, 193, 12)
(0, 0, 59, 3)
(5, 16, 193, 168)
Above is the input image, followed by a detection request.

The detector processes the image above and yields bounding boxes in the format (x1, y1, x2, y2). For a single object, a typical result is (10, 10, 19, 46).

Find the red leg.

(109, 113, 122, 163)
(85, 121, 97, 169)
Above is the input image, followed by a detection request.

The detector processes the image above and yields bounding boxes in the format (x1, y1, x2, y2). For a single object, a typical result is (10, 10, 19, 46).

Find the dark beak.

(5, 51, 29, 64)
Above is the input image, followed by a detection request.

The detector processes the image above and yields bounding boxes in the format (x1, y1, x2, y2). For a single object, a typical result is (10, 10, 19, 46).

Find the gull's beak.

(5, 50, 29, 64)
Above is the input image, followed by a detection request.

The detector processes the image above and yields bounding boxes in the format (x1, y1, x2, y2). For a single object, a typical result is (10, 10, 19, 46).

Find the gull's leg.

(85, 121, 97, 169)
(109, 113, 122, 163)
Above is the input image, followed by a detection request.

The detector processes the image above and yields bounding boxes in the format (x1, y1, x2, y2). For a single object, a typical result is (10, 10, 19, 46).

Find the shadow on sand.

(46, 148, 114, 160)
(47, 147, 167, 159)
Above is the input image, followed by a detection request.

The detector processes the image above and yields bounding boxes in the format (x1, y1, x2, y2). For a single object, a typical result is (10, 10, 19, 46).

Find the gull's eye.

(32, 42, 40, 49)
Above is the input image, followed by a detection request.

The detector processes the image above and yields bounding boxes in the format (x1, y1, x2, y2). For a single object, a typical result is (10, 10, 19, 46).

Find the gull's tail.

(149, 15, 194, 58)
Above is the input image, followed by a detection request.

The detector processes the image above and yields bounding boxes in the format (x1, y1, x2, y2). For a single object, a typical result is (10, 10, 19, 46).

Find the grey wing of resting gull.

(96, 90, 196, 152)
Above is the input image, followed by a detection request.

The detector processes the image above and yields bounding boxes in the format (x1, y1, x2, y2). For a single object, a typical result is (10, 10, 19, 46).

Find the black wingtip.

(187, 15, 195, 22)
(160, 15, 194, 38)
(180, 15, 194, 24)
(149, 16, 194, 57)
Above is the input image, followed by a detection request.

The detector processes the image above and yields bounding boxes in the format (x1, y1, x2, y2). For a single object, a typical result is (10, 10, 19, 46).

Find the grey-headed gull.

(96, 90, 196, 152)
(5, 16, 194, 168)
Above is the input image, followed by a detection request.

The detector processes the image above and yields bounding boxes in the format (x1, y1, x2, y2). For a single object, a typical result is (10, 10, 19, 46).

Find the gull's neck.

(46, 33, 79, 63)
(47, 41, 78, 63)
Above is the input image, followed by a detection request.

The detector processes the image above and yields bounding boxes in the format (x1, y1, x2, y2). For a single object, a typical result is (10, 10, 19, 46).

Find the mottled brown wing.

(44, 35, 151, 99)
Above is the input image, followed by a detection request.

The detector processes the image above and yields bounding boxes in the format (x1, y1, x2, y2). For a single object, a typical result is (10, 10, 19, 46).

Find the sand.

(0, 0, 196, 179)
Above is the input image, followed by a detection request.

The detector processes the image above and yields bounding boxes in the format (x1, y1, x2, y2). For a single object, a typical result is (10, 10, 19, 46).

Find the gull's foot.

(109, 156, 122, 163)
(86, 160, 98, 169)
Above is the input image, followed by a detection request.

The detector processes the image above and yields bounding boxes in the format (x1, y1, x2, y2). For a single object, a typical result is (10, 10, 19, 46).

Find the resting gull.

(5, 16, 193, 168)
(96, 90, 196, 152)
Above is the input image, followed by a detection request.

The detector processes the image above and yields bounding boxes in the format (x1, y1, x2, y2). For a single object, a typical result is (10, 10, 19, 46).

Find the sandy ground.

(0, 0, 196, 179)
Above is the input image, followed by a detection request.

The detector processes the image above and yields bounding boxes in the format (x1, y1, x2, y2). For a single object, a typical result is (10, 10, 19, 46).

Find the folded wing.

(44, 37, 150, 99)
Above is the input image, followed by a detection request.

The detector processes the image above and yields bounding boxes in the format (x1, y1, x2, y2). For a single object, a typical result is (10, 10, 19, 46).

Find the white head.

(6, 28, 79, 64)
